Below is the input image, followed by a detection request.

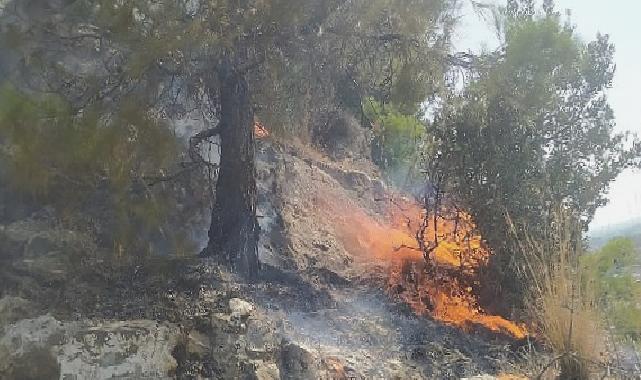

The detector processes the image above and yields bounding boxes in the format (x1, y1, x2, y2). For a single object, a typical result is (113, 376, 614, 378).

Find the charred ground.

(0, 138, 537, 379)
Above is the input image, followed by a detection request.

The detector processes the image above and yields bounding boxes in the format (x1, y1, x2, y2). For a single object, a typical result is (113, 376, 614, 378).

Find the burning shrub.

(316, 190, 528, 339)
(425, 8, 636, 314)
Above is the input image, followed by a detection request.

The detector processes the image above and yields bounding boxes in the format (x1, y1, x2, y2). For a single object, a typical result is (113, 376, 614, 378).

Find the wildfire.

(318, 195, 528, 339)
(254, 121, 269, 139)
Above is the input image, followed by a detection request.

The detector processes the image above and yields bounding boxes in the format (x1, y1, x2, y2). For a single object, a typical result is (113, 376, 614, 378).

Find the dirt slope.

(246, 140, 530, 378)
(0, 139, 532, 379)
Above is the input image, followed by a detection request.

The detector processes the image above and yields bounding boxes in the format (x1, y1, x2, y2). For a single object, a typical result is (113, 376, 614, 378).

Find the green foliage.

(0, 0, 458, 266)
(0, 85, 197, 255)
(364, 99, 425, 186)
(582, 238, 641, 339)
(584, 238, 637, 276)
(428, 5, 637, 305)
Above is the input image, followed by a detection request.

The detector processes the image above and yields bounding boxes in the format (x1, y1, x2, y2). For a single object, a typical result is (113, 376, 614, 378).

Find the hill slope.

(0, 140, 533, 379)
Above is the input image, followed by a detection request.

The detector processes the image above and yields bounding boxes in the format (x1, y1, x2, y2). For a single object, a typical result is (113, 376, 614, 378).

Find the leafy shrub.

(0, 85, 205, 255)
(428, 11, 635, 312)
(364, 99, 425, 187)
(582, 238, 641, 340)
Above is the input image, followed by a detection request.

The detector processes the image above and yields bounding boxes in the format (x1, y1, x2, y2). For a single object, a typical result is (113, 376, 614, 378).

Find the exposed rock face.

(0, 316, 66, 379)
(0, 316, 180, 379)
(59, 320, 180, 379)
(279, 342, 319, 379)
(0, 296, 37, 328)
(230, 297, 255, 320)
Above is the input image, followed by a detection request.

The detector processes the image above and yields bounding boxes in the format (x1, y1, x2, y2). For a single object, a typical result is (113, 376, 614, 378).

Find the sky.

(454, 0, 641, 231)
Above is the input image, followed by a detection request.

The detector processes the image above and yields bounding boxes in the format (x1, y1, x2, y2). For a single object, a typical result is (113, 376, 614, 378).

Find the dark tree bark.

(204, 61, 260, 279)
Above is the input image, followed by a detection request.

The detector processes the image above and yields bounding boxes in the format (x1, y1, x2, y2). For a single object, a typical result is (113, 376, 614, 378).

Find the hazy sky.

(454, 0, 641, 230)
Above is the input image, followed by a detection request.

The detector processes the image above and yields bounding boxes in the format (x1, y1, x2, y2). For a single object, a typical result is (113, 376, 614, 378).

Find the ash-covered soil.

(245, 141, 533, 379)
(0, 140, 536, 379)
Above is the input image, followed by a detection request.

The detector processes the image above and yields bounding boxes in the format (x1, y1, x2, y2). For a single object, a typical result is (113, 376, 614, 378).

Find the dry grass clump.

(508, 211, 605, 379)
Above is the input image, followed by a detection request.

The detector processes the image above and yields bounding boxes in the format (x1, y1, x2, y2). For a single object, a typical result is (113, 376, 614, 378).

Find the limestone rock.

(58, 320, 180, 379)
(279, 342, 319, 380)
(0, 315, 65, 379)
(252, 360, 280, 380)
(230, 298, 255, 319)
(0, 316, 180, 379)
(246, 316, 278, 357)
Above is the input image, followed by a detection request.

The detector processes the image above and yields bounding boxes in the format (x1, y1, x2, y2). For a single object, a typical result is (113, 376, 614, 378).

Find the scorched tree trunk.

(205, 63, 260, 279)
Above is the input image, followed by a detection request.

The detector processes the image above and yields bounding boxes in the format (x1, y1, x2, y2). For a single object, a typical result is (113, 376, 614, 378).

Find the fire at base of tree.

(0, 0, 640, 378)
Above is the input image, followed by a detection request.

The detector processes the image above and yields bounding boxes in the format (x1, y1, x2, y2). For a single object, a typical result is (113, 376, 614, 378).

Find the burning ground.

(245, 139, 533, 377)
(314, 190, 527, 339)
(0, 137, 535, 379)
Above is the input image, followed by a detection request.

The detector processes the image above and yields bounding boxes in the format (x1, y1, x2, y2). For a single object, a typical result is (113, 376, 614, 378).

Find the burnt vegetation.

(0, 0, 640, 379)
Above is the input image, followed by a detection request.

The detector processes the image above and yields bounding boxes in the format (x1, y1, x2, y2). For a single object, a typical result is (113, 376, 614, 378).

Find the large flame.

(317, 195, 527, 339)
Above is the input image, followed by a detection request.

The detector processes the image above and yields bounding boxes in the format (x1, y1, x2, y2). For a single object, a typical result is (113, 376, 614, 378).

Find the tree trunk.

(205, 62, 260, 279)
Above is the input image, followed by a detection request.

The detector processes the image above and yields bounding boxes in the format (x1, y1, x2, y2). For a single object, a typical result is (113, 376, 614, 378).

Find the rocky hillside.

(0, 139, 535, 379)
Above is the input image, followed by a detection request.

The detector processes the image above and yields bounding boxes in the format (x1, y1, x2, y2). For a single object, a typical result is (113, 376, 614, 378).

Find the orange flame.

(254, 121, 269, 139)
(317, 195, 527, 339)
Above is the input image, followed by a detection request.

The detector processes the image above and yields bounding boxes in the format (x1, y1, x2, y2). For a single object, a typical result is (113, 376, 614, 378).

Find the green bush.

(582, 238, 641, 339)
(0, 85, 203, 256)
(364, 99, 425, 187)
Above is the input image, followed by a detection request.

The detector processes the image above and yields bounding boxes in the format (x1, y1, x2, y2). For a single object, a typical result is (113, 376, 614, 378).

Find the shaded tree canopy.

(1, 0, 638, 286)
(0, 0, 457, 276)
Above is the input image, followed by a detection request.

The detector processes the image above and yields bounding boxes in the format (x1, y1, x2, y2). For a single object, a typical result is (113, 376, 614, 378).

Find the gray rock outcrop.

(0, 315, 180, 379)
